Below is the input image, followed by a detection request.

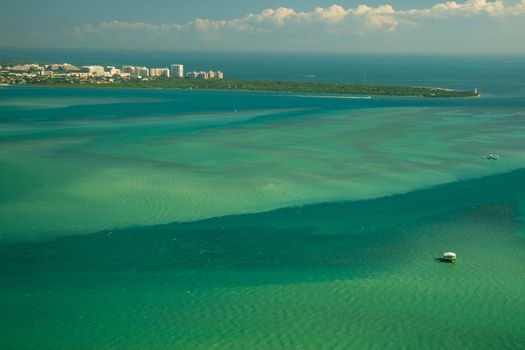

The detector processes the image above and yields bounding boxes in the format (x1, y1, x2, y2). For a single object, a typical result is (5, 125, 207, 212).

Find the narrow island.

(29, 78, 479, 98)
(1, 61, 479, 98)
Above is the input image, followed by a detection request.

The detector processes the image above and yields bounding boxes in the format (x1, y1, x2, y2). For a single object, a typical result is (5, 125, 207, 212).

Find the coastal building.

(170, 64, 184, 79)
(136, 66, 149, 77)
(104, 66, 121, 76)
(49, 63, 80, 72)
(47, 64, 62, 71)
(11, 64, 31, 72)
(106, 67, 122, 76)
(186, 70, 224, 80)
(122, 66, 137, 75)
(150, 68, 170, 78)
(197, 71, 208, 79)
(121, 65, 150, 77)
(186, 71, 199, 79)
(68, 72, 91, 79)
(81, 65, 105, 75)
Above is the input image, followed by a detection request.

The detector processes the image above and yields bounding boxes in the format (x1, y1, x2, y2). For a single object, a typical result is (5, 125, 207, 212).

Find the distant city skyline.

(1, 0, 525, 53)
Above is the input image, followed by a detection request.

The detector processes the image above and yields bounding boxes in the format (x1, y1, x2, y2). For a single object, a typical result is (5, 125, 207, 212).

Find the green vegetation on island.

(24, 77, 479, 98)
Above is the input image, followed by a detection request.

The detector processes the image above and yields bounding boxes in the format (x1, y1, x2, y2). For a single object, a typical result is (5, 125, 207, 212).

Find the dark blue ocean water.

(2, 48, 525, 95)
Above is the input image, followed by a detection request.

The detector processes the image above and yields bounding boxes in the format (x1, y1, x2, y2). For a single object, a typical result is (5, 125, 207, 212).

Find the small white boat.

(484, 154, 499, 160)
(443, 252, 457, 263)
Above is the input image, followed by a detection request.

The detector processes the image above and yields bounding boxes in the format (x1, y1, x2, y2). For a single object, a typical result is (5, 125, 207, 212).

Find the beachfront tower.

(170, 64, 184, 79)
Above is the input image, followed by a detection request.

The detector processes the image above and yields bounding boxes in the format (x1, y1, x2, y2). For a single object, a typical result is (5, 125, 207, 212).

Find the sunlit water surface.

(1, 53, 525, 349)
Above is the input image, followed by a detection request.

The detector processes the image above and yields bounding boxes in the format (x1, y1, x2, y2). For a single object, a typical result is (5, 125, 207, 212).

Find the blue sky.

(1, 0, 524, 53)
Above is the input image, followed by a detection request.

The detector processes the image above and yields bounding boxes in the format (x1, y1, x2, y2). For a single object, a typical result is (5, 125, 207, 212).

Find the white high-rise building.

(170, 64, 184, 79)
(150, 68, 170, 78)
(186, 71, 198, 79)
(80, 65, 105, 75)
(122, 66, 137, 75)
(136, 66, 149, 77)
(197, 71, 208, 79)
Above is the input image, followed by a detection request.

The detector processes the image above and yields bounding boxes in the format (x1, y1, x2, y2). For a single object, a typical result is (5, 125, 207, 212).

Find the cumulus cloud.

(80, 1, 525, 35)
(69, 0, 525, 47)
(402, 0, 510, 17)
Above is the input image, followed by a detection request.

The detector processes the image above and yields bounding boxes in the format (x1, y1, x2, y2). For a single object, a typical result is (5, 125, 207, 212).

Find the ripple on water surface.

(1, 99, 525, 239)
(1, 171, 525, 349)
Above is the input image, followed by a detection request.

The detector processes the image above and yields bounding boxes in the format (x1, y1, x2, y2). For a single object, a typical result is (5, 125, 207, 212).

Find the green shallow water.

(1, 170, 525, 349)
(1, 88, 525, 240)
(1, 86, 525, 349)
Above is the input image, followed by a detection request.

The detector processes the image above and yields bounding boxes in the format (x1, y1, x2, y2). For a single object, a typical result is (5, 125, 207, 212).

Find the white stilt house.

(443, 252, 457, 263)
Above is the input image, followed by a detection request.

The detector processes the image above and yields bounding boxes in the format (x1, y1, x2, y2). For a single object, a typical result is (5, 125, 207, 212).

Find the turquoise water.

(1, 53, 525, 349)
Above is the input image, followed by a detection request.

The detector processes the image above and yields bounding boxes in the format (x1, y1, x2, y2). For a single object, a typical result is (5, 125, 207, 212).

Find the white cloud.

(81, 1, 525, 35)
(311, 5, 350, 23)
(351, 4, 401, 31)
(67, 1, 525, 49)
(403, 0, 525, 18)
(403, 0, 505, 18)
